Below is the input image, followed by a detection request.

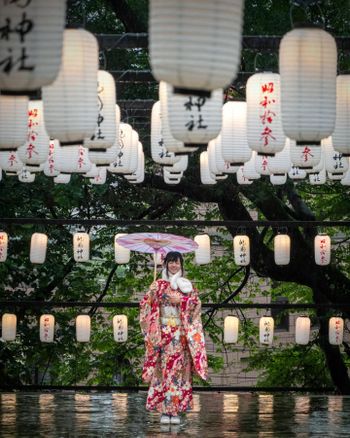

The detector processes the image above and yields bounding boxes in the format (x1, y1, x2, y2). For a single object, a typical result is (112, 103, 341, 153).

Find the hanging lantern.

(163, 155, 188, 175)
(0, 0, 66, 93)
(332, 75, 350, 156)
(30, 233, 48, 264)
(279, 26, 337, 144)
(76, 315, 91, 342)
(0, 232, 8, 262)
(221, 102, 252, 166)
(295, 316, 311, 345)
(329, 317, 344, 345)
(84, 70, 116, 150)
(18, 100, 49, 168)
(84, 164, 99, 178)
(18, 168, 35, 183)
(224, 316, 239, 344)
(246, 73, 286, 156)
(233, 235, 250, 266)
(309, 168, 327, 185)
(1, 313, 16, 341)
(274, 234, 290, 265)
(53, 144, 92, 174)
(113, 315, 128, 342)
(124, 142, 144, 184)
(73, 233, 90, 262)
(242, 152, 261, 180)
(0, 95, 28, 149)
(341, 166, 350, 186)
(108, 123, 137, 174)
(0, 149, 23, 173)
(194, 234, 211, 264)
(290, 140, 321, 170)
(54, 173, 71, 184)
(211, 135, 239, 175)
(90, 167, 107, 185)
(164, 172, 182, 185)
(114, 234, 130, 264)
(236, 166, 253, 185)
(167, 87, 223, 145)
(149, 0, 244, 93)
(43, 140, 60, 177)
(308, 146, 325, 176)
(268, 138, 292, 175)
(259, 316, 274, 345)
(42, 29, 99, 145)
(255, 154, 270, 176)
(200, 151, 216, 185)
(322, 136, 349, 175)
(40, 314, 55, 343)
(270, 174, 287, 185)
(314, 234, 331, 266)
(288, 165, 307, 180)
(207, 140, 224, 177)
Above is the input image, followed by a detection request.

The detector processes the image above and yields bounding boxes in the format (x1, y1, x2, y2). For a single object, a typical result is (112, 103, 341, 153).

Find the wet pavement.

(1, 392, 350, 437)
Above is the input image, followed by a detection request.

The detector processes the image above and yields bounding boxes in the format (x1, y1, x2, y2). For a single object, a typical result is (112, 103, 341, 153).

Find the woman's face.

(167, 258, 182, 275)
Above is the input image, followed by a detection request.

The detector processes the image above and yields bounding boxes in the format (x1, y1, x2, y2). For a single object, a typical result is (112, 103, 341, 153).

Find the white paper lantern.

(341, 165, 350, 186)
(164, 172, 182, 185)
(167, 87, 223, 145)
(76, 315, 91, 342)
(114, 234, 130, 264)
(18, 100, 49, 167)
(279, 26, 337, 144)
(274, 234, 290, 265)
(163, 155, 188, 174)
(90, 167, 107, 185)
(194, 234, 211, 264)
(84, 70, 116, 150)
(233, 235, 250, 266)
(0, 232, 8, 262)
(236, 166, 253, 185)
(270, 174, 287, 185)
(18, 168, 35, 183)
(0, 96, 28, 149)
(0, 149, 23, 172)
(290, 140, 321, 170)
(1, 313, 16, 341)
(221, 101, 252, 165)
(309, 168, 327, 185)
(113, 315, 128, 342)
(84, 164, 99, 178)
(54, 144, 92, 174)
(42, 29, 99, 145)
(207, 140, 223, 176)
(30, 233, 48, 264)
(247, 73, 286, 156)
(224, 316, 239, 344)
(211, 135, 239, 174)
(322, 136, 349, 175)
(329, 317, 344, 345)
(125, 142, 144, 183)
(0, 0, 66, 92)
(242, 152, 261, 180)
(40, 314, 55, 343)
(108, 123, 136, 174)
(200, 151, 216, 185)
(255, 154, 270, 176)
(332, 75, 350, 156)
(268, 138, 292, 175)
(149, 0, 244, 92)
(288, 165, 307, 180)
(54, 173, 71, 184)
(259, 316, 274, 345)
(314, 234, 331, 266)
(73, 233, 90, 262)
(43, 140, 60, 177)
(295, 316, 311, 345)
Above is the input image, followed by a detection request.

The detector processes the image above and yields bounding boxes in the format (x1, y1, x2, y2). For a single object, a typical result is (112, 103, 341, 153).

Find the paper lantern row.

(1, 313, 128, 343)
(224, 316, 344, 346)
(194, 233, 332, 266)
(0, 232, 332, 266)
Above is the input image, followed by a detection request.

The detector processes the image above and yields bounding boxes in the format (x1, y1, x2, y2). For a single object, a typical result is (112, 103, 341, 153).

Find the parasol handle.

(153, 251, 158, 281)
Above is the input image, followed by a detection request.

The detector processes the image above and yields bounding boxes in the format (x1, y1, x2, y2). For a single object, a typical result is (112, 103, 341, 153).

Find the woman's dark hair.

(163, 251, 184, 276)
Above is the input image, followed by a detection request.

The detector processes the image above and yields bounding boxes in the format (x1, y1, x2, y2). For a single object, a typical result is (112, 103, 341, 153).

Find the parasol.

(116, 232, 198, 280)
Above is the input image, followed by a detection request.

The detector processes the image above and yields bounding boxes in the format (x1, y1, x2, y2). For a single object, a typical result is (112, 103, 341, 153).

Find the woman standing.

(140, 251, 208, 424)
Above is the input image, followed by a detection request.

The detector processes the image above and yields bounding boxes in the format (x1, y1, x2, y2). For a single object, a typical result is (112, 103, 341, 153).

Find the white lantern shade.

(73, 233, 90, 262)
(42, 29, 99, 145)
(40, 314, 55, 343)
(236, 166, 253, 185)
(149, 0, 244, 92)
(115, 234, 130, 264)
(341, 165, 350, 186)
(322, 136, 349, 174)
(211, 135, 239, 174)
(76, 315, 91, 342)
(84, 164, 99, 178)
(314, 234, 331, 266)
(200, 151, 216, 185)
(54, 173, 71, 184)
(84, 70, 116, 150)
(233, 235, 250, 266)
(194, 234, 211, 264)
(167, 88, 223, 144)
(268, 138, 292, 174)
(164, 172, 181, 185)
(329, 317, 344, 345)
(54, 144, 92, 174)
(0, 96, 28, 149)
(242, 152, 261, 180)
(274, 234, 290, 265)
(0, 149, 23, 172)
(270, 174, 287, 185)
(113, 315, 128, 342)
(255, 154, 271, 176)
(88, 143, 118, 167)
(1, 313, 16, 341)
(30, 233, 48, 264)
(90, 167, 107, 185)
(163, 155, 188, 174)
(246, 72, 286, 156)
(279, 26, 337, 143)
(0, 0, 66, 92)
(18, 168, 35, 183)
(108, 123, 136, 174)
(309, 168, 327, 185)
(221, 101, 251, 165)
(125, 142, 144, 183)
(44, 140, 60, 177)
(288, 165, 307, 180)
(259, 316, 274, 345)
(0, 232, 8, 262)
(290, 140, 321, 169)
(295, 316, 311, 345)
(224, 316, 239, 344)
(332, 75, 350, 156)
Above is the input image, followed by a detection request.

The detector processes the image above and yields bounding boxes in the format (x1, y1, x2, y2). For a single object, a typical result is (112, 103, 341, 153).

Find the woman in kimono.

(140, 251, 208, 425)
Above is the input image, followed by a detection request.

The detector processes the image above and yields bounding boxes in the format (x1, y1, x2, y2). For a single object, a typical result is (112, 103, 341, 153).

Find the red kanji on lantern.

(260, 126, 276, 146)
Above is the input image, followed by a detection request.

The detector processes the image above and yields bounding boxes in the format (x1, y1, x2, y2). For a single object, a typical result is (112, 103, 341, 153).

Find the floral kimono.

(140, 273, 208, 416)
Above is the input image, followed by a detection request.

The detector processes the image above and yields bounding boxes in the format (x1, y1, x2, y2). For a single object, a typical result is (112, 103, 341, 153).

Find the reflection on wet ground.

(1, 392, 350, 437)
